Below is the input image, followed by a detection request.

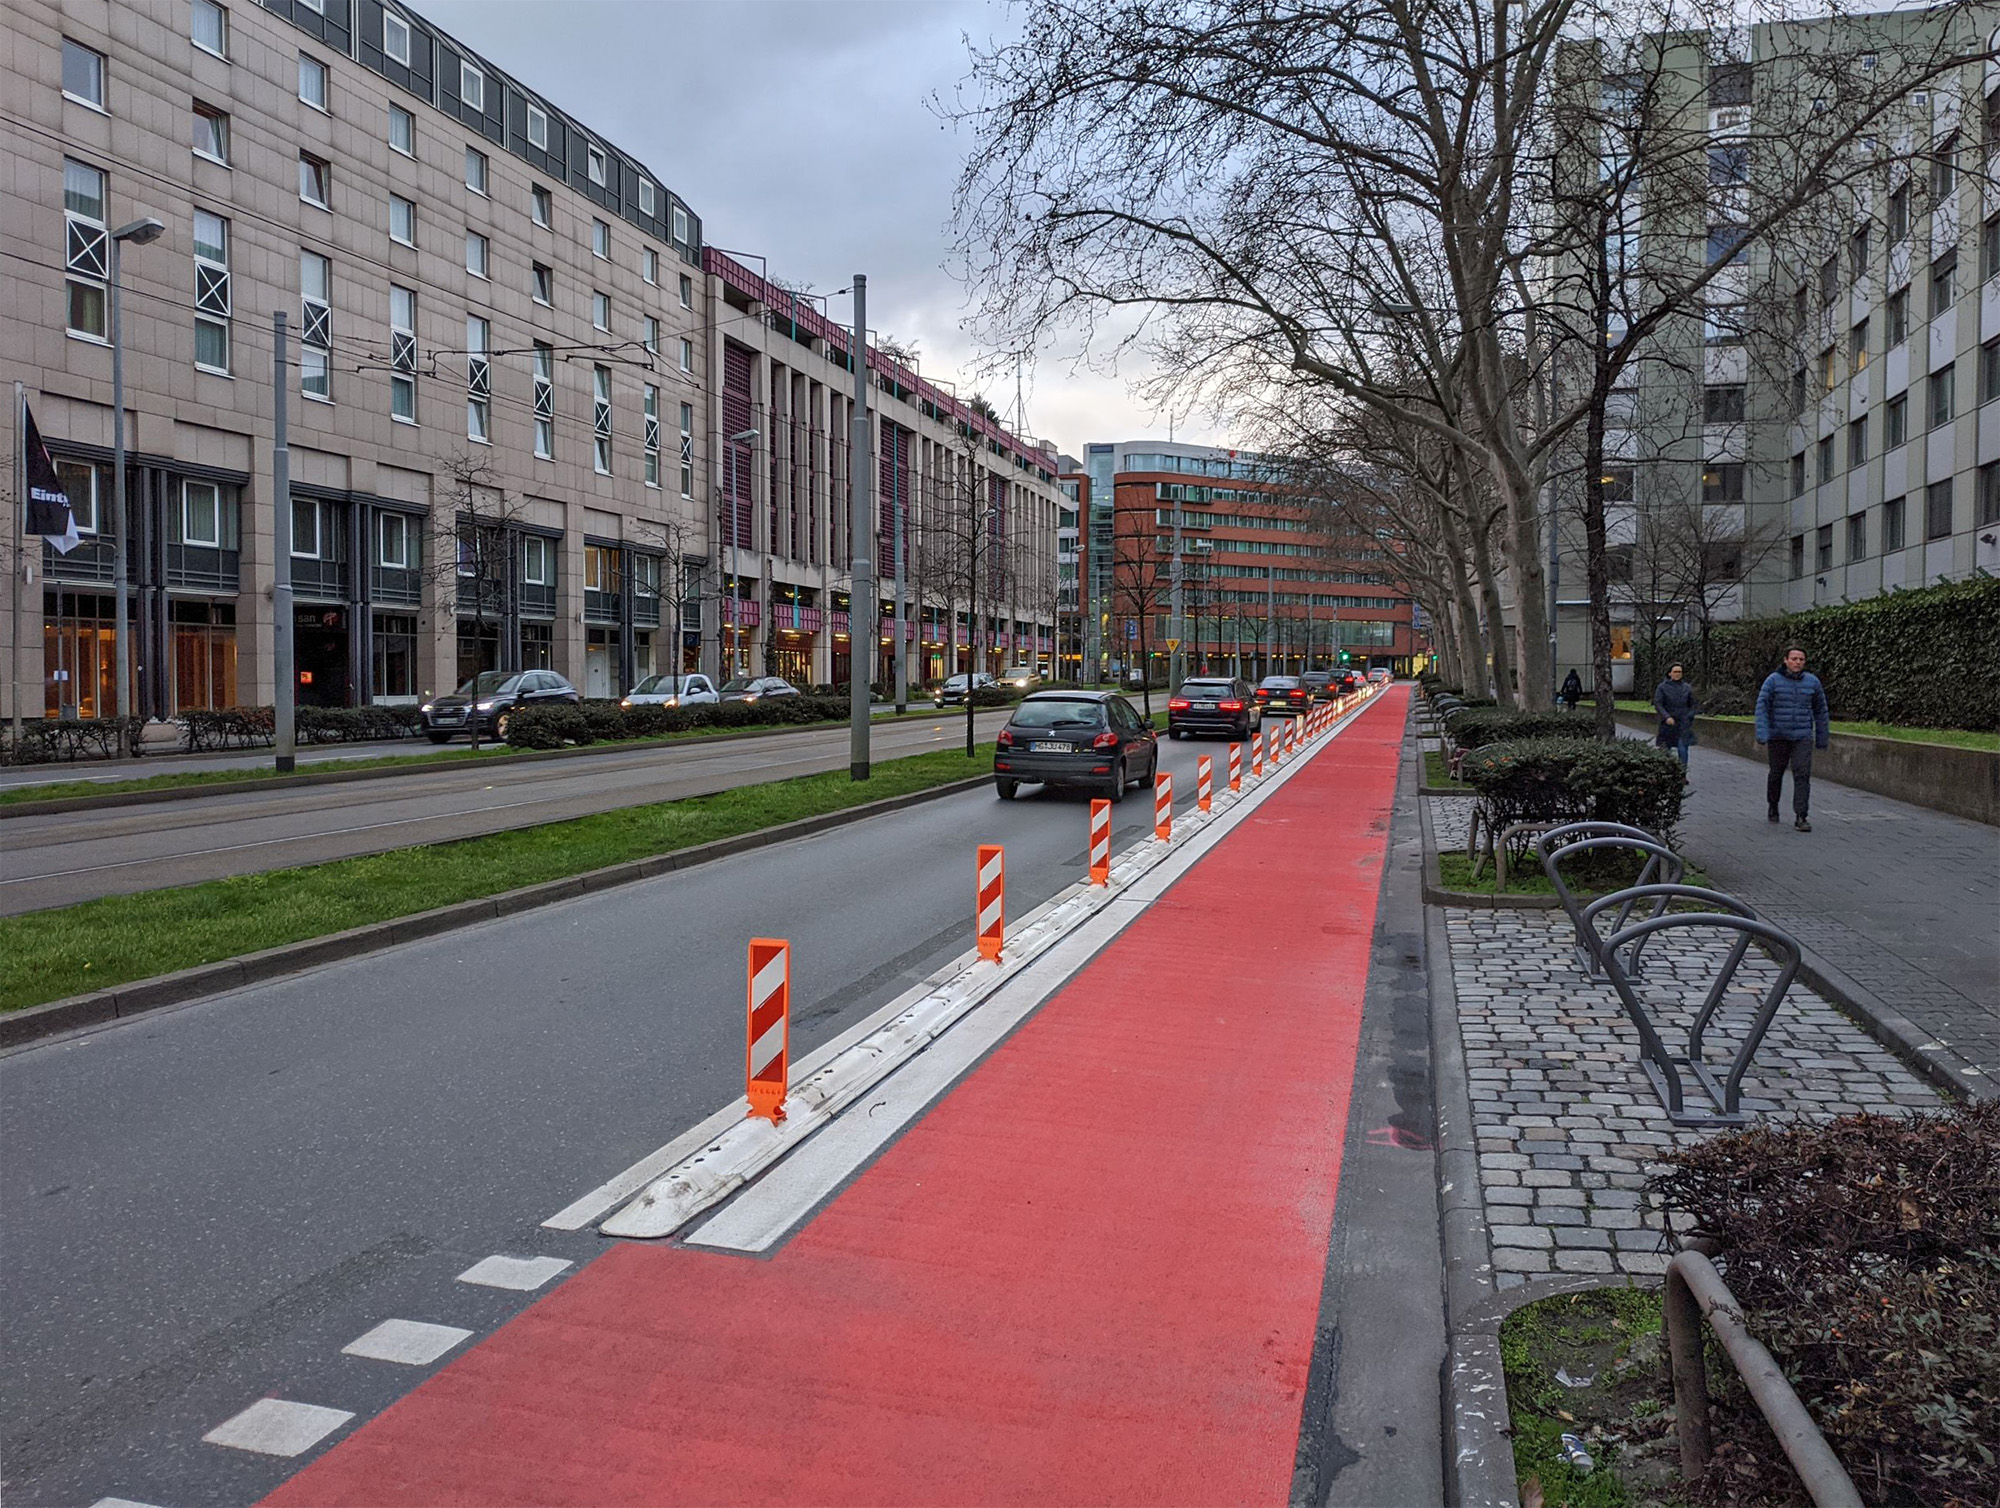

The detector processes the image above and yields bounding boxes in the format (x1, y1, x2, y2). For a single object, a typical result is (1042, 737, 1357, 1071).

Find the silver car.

(621, 673, 718, 709)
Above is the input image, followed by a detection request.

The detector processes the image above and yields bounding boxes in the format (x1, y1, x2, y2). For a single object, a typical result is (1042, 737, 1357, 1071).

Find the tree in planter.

(627, 511, 703, 680)
(921, 416, 1011, 754)
(426, 450, 538, 750)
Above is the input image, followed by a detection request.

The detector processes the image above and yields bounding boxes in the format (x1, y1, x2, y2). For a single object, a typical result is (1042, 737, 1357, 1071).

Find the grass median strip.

(0, 743, 993, 1015)
(1611, 701, 1995, 752)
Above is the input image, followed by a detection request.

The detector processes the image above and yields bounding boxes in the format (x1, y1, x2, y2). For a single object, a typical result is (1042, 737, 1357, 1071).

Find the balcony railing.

(167, 544, 239, 592)
(44, 538, 117, 584)
(519, 582, 556, 618)
(631, 592, 661, 629)
(371, 564, 423, 607)
(583, 587, 621, 624)
(291, 556, 350, 600)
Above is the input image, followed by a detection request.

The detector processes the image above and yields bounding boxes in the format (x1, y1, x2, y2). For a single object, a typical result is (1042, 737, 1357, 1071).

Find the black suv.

(993, 691, 1158, 802)
(1167, 677, 1260, 741)
(420, 670, 580, 741)
(1300, 671, 1336, 702)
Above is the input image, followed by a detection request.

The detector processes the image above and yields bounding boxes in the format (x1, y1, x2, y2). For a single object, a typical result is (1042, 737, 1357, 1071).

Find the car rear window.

(1178, 682, 1235, 696)
(1259, 677, 1301, 689)
(1012, 698, 1105, 728)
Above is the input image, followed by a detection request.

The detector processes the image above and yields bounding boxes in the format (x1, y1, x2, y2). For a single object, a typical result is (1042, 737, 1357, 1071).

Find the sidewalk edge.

(0, 774, 990, 1052)
(1791, 948, 1996, 1105)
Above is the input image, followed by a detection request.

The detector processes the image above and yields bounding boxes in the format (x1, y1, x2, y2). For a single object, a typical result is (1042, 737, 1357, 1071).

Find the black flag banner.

(23, 403, 81, 555)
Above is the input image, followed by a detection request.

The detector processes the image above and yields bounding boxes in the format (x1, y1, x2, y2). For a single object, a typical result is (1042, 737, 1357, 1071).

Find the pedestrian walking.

(1653, 663, 1699, 771)
(1559, 668, 1583, 711)
(1754, 645, 1830, 832)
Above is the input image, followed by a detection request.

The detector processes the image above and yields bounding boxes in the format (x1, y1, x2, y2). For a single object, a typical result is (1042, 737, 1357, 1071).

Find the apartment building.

(702, 250, 1064, 688)
(1081, 441, 1418, 681)
(1549, 14, 2000, 692)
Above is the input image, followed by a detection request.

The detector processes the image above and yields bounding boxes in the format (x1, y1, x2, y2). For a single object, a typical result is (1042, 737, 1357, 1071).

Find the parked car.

(1254, 675, 1312, 717)
(621, 673, 718, 709)
(1300, 671, 1337, 702)
(936, 673, 996, 706)
(718, 676, 798, 702)
(993, 690, 1158, 802)
(999, 665, 1043, 692)
(420, 669, 580, 741)
(1167, 677, 1261, 741)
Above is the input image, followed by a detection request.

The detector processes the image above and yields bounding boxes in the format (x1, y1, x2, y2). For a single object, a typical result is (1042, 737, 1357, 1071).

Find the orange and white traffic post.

(977, 844, 1005, 962)
(1251, 733, 1264, 777)
(1197, 755, 1213, 812)
(1154, 771, 1173, 840)
(1269, 726, 1282, 767)
(1228, 741, 1243, 792)
(1088, 798, 1112, 886)
(746, 937, 790, 1124)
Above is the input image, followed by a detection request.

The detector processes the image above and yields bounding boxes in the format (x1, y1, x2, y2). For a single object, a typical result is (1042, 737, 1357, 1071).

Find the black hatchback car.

(993, 690, 1158, 802)
(420, 669, 580, 741)
(1255, 675, 1312, 717)
(1167, 677, 1260, 741)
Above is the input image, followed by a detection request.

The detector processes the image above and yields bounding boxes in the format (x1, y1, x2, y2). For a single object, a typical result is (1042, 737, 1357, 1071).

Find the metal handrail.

(1664, 1249, 1864, 1508)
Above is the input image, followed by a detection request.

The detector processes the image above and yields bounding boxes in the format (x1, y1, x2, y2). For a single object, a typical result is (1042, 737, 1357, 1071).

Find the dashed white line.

(341, 1318, 474, 1366)
(202, 1398, 354, 1457)
(456, 1254, 572, 1291)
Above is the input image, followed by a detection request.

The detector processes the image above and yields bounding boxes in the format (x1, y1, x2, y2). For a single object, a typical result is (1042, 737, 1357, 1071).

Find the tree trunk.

(1583, 397, 1617, 742)
(1467, 514, 1515, 708)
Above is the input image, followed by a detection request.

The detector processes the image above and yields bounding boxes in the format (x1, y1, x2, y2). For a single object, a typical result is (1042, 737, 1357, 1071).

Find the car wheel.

(425, 731, 451, 744)
(1107, 759, 1126, 803)
(995, 778, 1019, 801)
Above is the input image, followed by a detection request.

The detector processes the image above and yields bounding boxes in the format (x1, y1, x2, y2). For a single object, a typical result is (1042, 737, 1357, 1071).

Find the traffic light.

(1338, 649, 1352, 665)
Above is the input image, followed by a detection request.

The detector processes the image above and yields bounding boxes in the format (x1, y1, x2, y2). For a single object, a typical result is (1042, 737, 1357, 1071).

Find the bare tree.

(425, 450, 537, 749)
(1107, 516, 1174, 717)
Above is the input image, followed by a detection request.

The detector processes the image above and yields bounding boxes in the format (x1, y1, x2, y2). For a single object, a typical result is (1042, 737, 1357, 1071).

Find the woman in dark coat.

(1559, 669, 1583, 710)
(1653, 663, 1699, 769)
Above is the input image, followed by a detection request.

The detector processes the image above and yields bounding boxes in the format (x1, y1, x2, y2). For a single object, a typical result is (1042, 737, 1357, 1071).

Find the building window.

(390, 284, 417, 422)
(1705, 223, 1747, 266)
(62, 158, 108, 339)
(300, 248, 331, 400)
(1983, 214, 2000, 283)
(1819, 346, 1837, 393)
(1819, 253, 1838, 306)
(592, 364, 612, 474)
(1789, 533, 1805, 577)
(53, 459, 101, 533)
(388, 103, 414, 156)
(1789, 452, 1806, 497)
(1846, 417, 1867, 468)
(1931, 135, 1958, 200)
(532, 341, 554, 458)
(678, 337, 693, 374)
(1929, 252, 1956, 319)
(1848, 318, 1868, 374)
(1886, 286, 1909, 347)
(1702, 462, 1744, 504)
(1980, 463, 2000, 527)
(192, 0, 228, 58)
(1848, 224, 1869, 285)
(643, 315, 659, 354)
(62, 39, 106, 109)
(527, 104, 548, 150)
(1703, 384, 1745, 423)
(378, 511, 410, 568)
(466, 146, 488, 195)
(642, 246, 658, 284)
(644, 383, 661, 487)
(378, 6, 411, 63)
(1982, 338, 2000, 404)
(298, 53, 327, 110)
(678, 273, 692, 310)
(592, 290, 609, 330)
(193, 209, 231, 373)
(192, 101, 229, 163)
(390, 193, 415, 246)
(1703, 303, 1745, 346)
(531, 262, 551, 304)
(1847, 512, 1867, 562)
(639, 177, 657, 216)
(465, 230, 488, 279)
(460, 62, 484, 112)
(1884, 495, 1905, 550)
(299, 151, 329, 208)
(1885, 395, 1907, 449)
(522, 535, 551, 586)
(1925, 479, 1954, 540)
(1790, 368, 1807, 415)
(531, 183, 552, 228)
(1815, 523, 1833, 572)
(181, 480, 222, 547)
(592, 218, 609, 258)
(291, 497, 320, 558)
(1815, 434, 1835, 485)
(1888, 181, 1910, 241)
(679, 401, 694, 497)
(1929, 365, 1955, 430)
(587, 144, 606, 185)
(1707, 142, 1748, 185)
(466, 315, 490, 442)
(673, 205, 688, 244)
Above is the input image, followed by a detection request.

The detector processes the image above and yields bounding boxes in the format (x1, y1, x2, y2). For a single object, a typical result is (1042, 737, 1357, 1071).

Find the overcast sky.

(419, 0, 1212, 457)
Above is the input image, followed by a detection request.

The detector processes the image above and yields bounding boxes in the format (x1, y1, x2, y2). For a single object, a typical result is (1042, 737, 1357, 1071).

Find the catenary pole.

(11, 381, 24, 739)
(110, 237, 131, 753)
(272, 311, 296, 773)
(847, 274, 871, 780)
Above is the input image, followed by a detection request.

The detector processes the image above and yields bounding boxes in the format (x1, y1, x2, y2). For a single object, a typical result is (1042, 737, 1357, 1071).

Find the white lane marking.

(341, 1318, 474, 1366)
(201, 1398, 354, 1457)
(0, 798, 553, 887)
(455, 1254, 572, 1291)
(89, 1499, 168, 1507)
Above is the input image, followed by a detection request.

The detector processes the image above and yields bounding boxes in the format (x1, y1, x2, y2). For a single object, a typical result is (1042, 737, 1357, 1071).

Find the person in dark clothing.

(1559, 669, 1583, 710)
(1653, 663, 1698, 769)
(1754, 645, 1830, 832)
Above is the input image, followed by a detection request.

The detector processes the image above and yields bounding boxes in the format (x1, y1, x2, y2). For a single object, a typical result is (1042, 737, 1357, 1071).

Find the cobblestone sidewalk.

(1447, 907, 1941, 1288)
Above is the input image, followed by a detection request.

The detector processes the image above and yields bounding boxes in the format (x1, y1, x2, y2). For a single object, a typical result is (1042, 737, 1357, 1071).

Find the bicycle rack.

(1595, 902, 1802, 1126)
(1534, 822, 1685, 979)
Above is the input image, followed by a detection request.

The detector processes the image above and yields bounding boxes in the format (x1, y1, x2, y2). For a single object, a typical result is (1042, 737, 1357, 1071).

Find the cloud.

(418, 0, 1216, 450)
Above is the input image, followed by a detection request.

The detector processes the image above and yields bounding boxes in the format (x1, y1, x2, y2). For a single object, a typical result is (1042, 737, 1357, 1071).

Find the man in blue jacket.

(1754, 645, 1830, 832)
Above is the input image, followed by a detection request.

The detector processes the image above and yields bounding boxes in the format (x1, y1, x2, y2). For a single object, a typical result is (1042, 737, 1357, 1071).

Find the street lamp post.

(109, 217, 164, 751)
(725, 426, 757, 678)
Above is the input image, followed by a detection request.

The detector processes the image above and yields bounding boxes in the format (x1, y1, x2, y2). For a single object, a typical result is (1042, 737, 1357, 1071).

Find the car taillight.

(1256, 690, 1269, 700)
(1169, 698, 1190, 710)
(996, 728, 1014, 748)
(1092, 730, 1119, 749)
(1218, 699, 1243, 711)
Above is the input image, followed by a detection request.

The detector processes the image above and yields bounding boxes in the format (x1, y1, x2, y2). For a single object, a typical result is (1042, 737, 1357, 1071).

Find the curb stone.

(0, 774, 991, 1051)
(1416, 785, 1561, 912)
(1790, 947, 1994, 1106)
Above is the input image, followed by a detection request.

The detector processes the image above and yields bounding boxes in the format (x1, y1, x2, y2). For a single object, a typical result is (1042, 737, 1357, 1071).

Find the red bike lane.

(267, 687, 1408, 1507)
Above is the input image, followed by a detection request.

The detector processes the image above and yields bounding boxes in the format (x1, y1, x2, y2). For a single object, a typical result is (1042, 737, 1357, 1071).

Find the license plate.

(1032, 741, 1075, 753)
(435, 713, 464, 725)
(1196, 702, 1217, 710)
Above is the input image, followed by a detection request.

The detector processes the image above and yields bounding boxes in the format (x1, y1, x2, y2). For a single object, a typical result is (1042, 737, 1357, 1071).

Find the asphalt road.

(0, 726, 1244, 1508)
(0, 711, 1016, 915)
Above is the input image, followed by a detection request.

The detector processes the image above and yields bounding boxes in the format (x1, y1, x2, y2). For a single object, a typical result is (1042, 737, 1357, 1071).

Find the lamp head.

(113, 217, 167, 245)
(730, 428, 758, 443)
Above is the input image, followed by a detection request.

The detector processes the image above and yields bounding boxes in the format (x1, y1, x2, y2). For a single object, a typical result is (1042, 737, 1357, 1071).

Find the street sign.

(1125, 619, 1138, 641)
(1165, 638, 1180, 652)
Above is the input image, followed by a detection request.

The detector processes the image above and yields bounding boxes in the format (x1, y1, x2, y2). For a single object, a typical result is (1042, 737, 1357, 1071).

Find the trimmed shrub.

(184, 706, 276, 752)
(1444, 707, 1595, 749)
(0, 717, 146, 765)
(1634, 575, 2000, 731)
(294, 705, 423, 744)
(1460, 737, 1684, 852)
(504, 693, 861, 749)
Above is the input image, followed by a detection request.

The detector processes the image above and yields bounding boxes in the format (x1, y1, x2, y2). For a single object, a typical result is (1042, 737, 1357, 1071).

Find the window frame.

(192, 207, 231, 375)
(592, 290, 610, 331)
(1884, 495, 1906, 551)
(181, 479, 222, 548)
(63, 157, 109, 343)
(1846, 511, 1867, 563)
(531, 184, 552, 229)
(298, 150, 330, 209)
(678, 273, 693, 310)
(378, 510, 410, 569)
(299, 247, 332, 402)
(465, 229, 489, 279)
(298, 52, 328, 111)
(291, 497, 321, 559)
(1925, 478, 1954, 541)
(592, 218, 610, 259)
(587, 144, 607, 186)
(1929, 364, 1955, 431)
(1929, 252, 1956, 319)
(678, 337, 694, 374)
(465, 146, 489, 196)
(383, 8, 411, 65)
(522, 533, 552, 586)
(531, 261, 552, 305)
(62, 38, 107, 111)
(192, 100, 230, 164)
(460, 61, 485, 113)
(388, 103, 415, 157)
(389, 193, 416, 247)
(527, 103, 548, 151)
(192, 0, 229, 59)
(1885, 394, 1907, 449)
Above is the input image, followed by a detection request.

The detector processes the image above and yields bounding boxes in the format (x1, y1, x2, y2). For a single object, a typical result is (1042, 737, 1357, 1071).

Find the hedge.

(1443, 706, 1596, 749)
(1634, 575, 2000, 731)
(503, 694, 855, 750)
(179, 705, 423, 752)
(0, 717, 145, 765)
(1460, 736, 1685, 853)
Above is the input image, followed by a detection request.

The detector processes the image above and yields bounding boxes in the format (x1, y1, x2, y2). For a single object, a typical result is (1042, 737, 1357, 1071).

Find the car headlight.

(476, 699, 498, 712)
(664, 697, 678, 707)
(745, 693, 760, 702)
(419, 702, 433, 714)
(619, 698, 632, 709)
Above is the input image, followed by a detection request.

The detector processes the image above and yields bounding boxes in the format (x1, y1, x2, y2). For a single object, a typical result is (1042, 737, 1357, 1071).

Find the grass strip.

(1611, 701, 1994, 752)
(1436, 850, 1711, 898)
(0, 742, 993, 1015)
(1423, 747, 1456, 787)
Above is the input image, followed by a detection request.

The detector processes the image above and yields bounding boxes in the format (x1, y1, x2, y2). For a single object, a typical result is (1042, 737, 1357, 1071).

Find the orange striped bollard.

(1088, 798, 1111, 886)
(1154, 772, 1173, 840)
(1228, 741, 1242, 791)
(1269, 726, 1282, 767)
(746, 938, 790, 1124)
(1251, 734, 1264, 777)
(976, 844, 1005, 962)
(1197, 755, 1213, 812)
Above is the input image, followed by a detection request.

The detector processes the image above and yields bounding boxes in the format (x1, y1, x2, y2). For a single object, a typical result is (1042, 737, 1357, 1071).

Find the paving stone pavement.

(1429, 793, 1475, 852)
(1446, 907, 1942, 1288)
